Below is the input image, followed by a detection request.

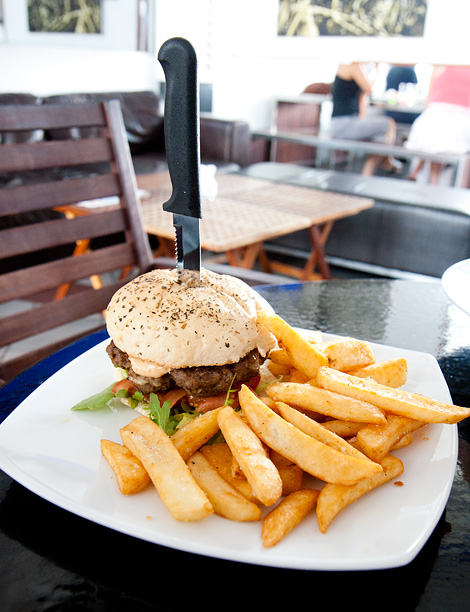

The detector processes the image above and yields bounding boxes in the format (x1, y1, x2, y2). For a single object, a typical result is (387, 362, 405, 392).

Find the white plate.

(0, 334, 458, 571)
(442, 258, 470, 316)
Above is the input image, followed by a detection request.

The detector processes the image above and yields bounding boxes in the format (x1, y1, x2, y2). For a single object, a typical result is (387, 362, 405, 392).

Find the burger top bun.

(106, 268, 276, 373)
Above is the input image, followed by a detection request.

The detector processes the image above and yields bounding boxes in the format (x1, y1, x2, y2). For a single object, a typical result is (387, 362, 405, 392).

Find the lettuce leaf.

(71, 383, 116, 411)
(148, 393, 172, 433)
(71, 380, 200, 438)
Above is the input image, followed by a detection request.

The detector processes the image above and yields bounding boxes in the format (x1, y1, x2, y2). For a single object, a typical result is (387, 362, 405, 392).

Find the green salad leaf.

(224, 374, 237, 406)
(147, 394, 201, 436)
(71, 382, 116, 411)
(71, 376, 201, 438)
(148, 393, 172, 433)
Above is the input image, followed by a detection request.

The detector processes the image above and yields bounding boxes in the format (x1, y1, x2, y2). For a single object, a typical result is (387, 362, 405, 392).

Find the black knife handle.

(158, 37, 202, 219)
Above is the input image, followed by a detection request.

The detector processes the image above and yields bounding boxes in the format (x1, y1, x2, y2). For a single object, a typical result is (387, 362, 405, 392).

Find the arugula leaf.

(71, 379, 200, 438)
(71, 382, 116, 411)
(148, 393, 173, 435)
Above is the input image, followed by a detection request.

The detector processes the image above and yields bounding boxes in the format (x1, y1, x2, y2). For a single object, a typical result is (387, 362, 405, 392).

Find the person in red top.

(406, 65, 470, 183)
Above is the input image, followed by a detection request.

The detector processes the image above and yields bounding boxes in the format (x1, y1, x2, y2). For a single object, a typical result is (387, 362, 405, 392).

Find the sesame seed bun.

(105, 268, 275, 372)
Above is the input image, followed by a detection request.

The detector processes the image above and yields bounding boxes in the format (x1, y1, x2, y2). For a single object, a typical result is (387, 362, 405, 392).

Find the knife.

(158, 37, 202, 273)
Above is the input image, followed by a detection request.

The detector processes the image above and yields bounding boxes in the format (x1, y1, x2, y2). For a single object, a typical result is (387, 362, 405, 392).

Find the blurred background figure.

(384, 64, 421, 125)
(386, 65, 418, 91)
(330, 62, 400, 176)
(405, 65, 470, 184)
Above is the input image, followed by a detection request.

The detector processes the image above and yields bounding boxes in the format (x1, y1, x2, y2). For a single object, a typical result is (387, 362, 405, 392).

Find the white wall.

(154, 0, 470, 128)
(0, 0, 468, 126)
(0, 0, 158, 95)
(0, 45, 158, 96)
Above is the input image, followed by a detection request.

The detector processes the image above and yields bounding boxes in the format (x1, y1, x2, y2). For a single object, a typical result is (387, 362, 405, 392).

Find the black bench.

(240, 163, 470, 279)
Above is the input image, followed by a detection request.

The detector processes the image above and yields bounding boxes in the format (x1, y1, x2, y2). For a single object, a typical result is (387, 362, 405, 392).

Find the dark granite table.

(1, 279, 469, 611)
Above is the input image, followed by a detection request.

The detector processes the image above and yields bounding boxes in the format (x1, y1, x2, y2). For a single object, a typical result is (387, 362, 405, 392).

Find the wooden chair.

(0, 100, 154, 384)
(0, 99, 291, 386)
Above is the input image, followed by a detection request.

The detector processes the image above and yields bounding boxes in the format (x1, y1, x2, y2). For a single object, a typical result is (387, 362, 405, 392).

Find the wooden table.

(137, 173, 312, 273)
(137, 172, 374, 280)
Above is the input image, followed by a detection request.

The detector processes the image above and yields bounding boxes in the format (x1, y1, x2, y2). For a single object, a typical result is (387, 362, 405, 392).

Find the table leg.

(302, 223, 333, 280)
(55, 238, 91, 300)
(257, 247, 273, 274)
(226, 242, 270, 270)
(267, 222, 333, 281)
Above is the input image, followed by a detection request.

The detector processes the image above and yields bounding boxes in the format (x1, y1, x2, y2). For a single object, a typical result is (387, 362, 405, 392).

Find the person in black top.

(330, 62, 400, 175)
(386, 65, 418, 91)
(385, 65, 421, 125)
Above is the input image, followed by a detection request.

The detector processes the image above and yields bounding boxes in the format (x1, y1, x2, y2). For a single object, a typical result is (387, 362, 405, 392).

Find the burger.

(104, 267, 276, 420)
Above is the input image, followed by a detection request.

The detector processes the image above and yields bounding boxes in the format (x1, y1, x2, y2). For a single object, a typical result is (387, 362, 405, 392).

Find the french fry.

(275, 401, 372, 461)
(289, 403, 326, 422)
(269, 333, 323, 368)
(261, 489, 320, 547)
(268, 348, 292, 367)
(316, 454, 404, 533)
(231, 453, 245, 479)
(217, 406, 283, 506)
(199, 443, 258, 502)
(270, 449, 304, 495)
(321, 419, 365, 438)
(257, 310, 328, 379)
(99, 301, 470, 540)
(316, 366, 470, 424)
(267, 381, 386, 424)
(120, 416, 213, 522)
(355, 414, 425, 462)
(259, 395, 278, 411)
(100, 439, 150, 495)
(187, 451, 262, 522)
(239, 386, 383, 485)
(229, 412, 271, 479)
(288, 369, 309, 384)
(392, 432, 413, 450)
(349, 358, 408, 388)
(268, 361, 291, 377)
(319, 337, 376, 372)
(171, 407, 223, 462)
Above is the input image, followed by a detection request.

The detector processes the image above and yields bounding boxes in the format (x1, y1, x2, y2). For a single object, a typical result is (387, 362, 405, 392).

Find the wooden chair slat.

(0, 244, 135, 303)
(103, 102, 153, 271)
(0, 174, 121, 216)
(0, 138, 112, 173)
(0, 104, 105, 131)
(1, 209, 127, 259)
(0, 280, 124, 347)
(0, 100, 155, 385)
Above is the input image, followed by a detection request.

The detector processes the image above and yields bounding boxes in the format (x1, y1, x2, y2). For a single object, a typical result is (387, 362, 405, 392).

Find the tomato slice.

(246, 375, 261, 391)
(112, 379, 137, 396)
(188, 392, 225, 413)
(161, 388, 188, 408)
(188, 390, 241, 413)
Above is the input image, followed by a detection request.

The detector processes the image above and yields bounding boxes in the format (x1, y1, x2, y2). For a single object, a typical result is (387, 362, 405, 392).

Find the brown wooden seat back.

(0, 100, 154, 383)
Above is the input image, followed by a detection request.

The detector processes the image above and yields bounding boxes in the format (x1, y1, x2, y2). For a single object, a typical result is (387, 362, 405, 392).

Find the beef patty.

(106, 341, 262, 397)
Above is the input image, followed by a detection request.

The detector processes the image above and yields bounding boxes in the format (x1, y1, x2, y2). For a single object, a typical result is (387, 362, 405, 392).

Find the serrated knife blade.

(173, 214, 201, 271)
